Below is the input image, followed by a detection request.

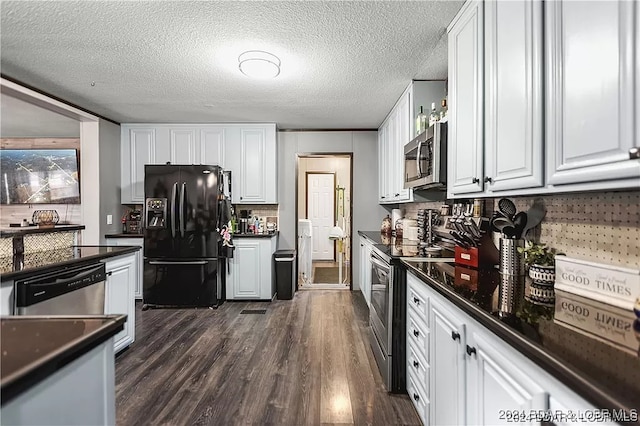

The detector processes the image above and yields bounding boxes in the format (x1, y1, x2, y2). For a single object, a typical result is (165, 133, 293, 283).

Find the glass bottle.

(429, 102, 439, 127)
(439, 97, 448, 123)
(416, 106, 427, 136)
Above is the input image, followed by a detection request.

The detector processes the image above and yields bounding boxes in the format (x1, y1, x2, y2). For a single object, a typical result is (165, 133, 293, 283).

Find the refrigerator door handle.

(171, 182, 178, 238)
(180, 182, 187, 237)
(148, 260, 208, 265)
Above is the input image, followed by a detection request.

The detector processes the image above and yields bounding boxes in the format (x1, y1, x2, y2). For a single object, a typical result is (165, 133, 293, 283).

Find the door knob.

(413, 297, 420, 305)
(466, 345, 476, 356)
(484, 176, 492, 183)
(472, 177, 480, 184)
(451, 331, 460, 341)
(413, 393, 420, 401)
(413, 329, 420, 337)
(413, 360, 419, 368)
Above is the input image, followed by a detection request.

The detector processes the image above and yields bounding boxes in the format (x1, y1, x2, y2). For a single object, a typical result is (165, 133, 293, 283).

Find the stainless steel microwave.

(403, 122, 447, 189)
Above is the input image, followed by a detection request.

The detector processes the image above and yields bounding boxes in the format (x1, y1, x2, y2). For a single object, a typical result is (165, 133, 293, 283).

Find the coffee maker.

(239, 209, 251, 234)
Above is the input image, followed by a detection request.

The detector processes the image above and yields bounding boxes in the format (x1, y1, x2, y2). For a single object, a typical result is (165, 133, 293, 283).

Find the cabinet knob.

(381, 196, 386, 199)
(413, 297, 420, 305)
(413, 329, 420, 337)
(451, 331, 460, 341)
(107, 271, 113, 276)
(413, 360, 419, 368)
(484, 176, 492, 183)
(395, 193, 400, 197)
(413, 393, 420, 401)
(472, 177, 480, 184)
(466, 345, 476, 356)
(630, 147, 640, 160)
(240, 196, 243, 200)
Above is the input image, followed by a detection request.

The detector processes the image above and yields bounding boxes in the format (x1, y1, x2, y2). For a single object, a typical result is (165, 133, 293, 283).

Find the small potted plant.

(518, 242, 563, 284)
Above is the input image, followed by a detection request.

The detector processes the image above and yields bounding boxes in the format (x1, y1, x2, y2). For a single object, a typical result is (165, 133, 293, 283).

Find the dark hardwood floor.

(115, 291, 420, 425)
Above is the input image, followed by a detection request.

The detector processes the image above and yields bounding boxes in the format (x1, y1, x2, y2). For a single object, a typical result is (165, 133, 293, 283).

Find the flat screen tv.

(0, 149, 80, 204)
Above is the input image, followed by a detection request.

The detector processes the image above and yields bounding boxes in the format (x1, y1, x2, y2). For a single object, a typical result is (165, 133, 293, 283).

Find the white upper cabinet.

(484, 0, 543, 192)
(199, 127, 225, 167)
(121, 123, 277, 205)
(169, 128, 196, 164)
(121, 127, 156, 204)
(448, 0, 484, 195)
(378, 81, 445, 204)
(229, 124, 277, 204)
(545, 0, 639, 188)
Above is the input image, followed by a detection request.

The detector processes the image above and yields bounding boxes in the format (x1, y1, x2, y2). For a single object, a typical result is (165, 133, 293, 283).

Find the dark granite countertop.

(0, 225, 85, 238)
(105, 233, 143, 238)
(232, 231, 279, 238)
(0, 314, 126, 405)
(0, 246, 141, 281)
(402, 260, 640, 419)
(357, 230, 451, 263)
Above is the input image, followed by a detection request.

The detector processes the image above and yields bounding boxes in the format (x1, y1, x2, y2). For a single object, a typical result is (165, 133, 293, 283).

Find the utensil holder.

(499, 238, 525, 276)
(498, 273, 524, 316)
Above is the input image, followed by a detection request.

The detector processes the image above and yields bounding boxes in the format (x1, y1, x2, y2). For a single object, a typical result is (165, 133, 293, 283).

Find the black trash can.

(274, 249, 296, 300)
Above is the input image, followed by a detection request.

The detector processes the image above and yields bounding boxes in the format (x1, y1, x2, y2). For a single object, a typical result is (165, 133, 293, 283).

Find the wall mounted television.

(0, 149, 80, 204)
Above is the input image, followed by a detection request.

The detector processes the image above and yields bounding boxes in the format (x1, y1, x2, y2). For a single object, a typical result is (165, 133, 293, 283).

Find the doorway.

(297, 154, 352, 289)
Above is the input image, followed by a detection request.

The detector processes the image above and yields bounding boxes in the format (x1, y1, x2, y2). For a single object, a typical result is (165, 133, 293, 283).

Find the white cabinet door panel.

(129, 129, 155, 203)
(231, 242, 261, 299)
(430, 301, 466, 426)
(240, 128, 266, 202)
(169, 129, 196, 165)
(448, 0, 484, 194)
(485, 0, 543, 191)
(546, 0, 638, 185)
(200, 128, 225, 167)
(104, 255, 136, 353)
(467, 330, 548, 425)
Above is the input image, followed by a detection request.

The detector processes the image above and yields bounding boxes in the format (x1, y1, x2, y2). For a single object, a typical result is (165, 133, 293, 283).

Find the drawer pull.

(413, 297, 420, 305)
(413, 360, 419, 368)
(413, 393, 420, 401)
(451, 331, 460, 341)
(466, 345, 476, 357)
(413, 329, 420, 337)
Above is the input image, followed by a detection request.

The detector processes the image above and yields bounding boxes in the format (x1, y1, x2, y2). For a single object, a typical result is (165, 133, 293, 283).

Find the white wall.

(277, 131, 386, 290)
(98, 119, 122, 243)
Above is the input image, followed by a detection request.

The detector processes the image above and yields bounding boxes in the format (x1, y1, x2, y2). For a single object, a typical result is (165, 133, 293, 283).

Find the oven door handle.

(416, 141, 423, 177)
(370, 254, 390, 271)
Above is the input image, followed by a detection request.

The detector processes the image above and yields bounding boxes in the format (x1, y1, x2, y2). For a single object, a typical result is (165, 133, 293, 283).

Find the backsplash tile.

(401, 190, 639, 268)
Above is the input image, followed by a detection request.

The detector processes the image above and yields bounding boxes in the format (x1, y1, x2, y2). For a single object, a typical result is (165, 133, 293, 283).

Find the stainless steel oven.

(404, 122, 447, 189)
(369, 250, 393, 390)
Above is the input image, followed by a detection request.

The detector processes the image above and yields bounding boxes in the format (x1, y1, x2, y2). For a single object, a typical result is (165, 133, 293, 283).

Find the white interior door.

(307, 173, 335, 261)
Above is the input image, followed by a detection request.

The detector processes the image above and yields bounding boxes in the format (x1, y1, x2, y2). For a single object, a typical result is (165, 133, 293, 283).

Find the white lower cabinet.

(105, 238, 143, 299)
(226, 236, 277, 300)
(406, 270, 605, 426)
(358, 236, 373, 306)
(103, 254, 136, 353)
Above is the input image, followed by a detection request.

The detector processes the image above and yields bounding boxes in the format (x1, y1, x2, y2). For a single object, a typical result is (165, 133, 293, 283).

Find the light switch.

(107, 214, 113, 225)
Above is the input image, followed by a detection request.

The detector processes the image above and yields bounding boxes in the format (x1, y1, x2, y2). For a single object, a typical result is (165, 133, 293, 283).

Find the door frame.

(296, 153, 353, 289)
(305, 171, 336, 261)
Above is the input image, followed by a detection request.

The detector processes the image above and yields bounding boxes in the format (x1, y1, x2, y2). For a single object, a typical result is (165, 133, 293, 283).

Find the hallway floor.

(115, 292, 419, 425)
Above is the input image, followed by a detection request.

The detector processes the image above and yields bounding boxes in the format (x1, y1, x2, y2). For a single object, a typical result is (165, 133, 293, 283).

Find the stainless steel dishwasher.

(15, 263, 107, 315)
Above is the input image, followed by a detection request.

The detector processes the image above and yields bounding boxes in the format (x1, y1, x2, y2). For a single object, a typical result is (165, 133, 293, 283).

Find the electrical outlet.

(106, 214, 113, 225)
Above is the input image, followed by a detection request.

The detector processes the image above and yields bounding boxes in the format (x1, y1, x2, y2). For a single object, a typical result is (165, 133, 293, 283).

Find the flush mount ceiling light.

(238, 50, 280, 79)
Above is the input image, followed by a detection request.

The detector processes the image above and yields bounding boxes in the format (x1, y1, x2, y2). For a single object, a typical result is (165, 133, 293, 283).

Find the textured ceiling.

(1, 1, 463, 129)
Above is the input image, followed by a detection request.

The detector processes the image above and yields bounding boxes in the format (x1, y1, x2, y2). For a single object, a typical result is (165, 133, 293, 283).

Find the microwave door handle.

(180, 182, 186, 237)
(416, 141, 423, 177)
(171, 182, 178, 238)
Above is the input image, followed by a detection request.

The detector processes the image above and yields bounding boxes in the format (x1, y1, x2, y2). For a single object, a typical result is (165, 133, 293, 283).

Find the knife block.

(454, 232, 499, 268)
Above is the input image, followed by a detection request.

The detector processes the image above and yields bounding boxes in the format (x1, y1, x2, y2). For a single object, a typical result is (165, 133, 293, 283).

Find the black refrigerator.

(143, 164, 226, 309)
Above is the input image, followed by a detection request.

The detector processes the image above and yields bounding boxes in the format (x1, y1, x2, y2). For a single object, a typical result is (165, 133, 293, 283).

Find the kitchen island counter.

(0, 245, 140, 281)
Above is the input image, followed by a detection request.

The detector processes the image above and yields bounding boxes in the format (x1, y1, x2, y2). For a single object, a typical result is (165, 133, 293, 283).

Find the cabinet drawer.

(407, 340, 430, 397)
(407, 283, 429, 326)
(407, 371, 429, 426)
(407, 314, 429, 362)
